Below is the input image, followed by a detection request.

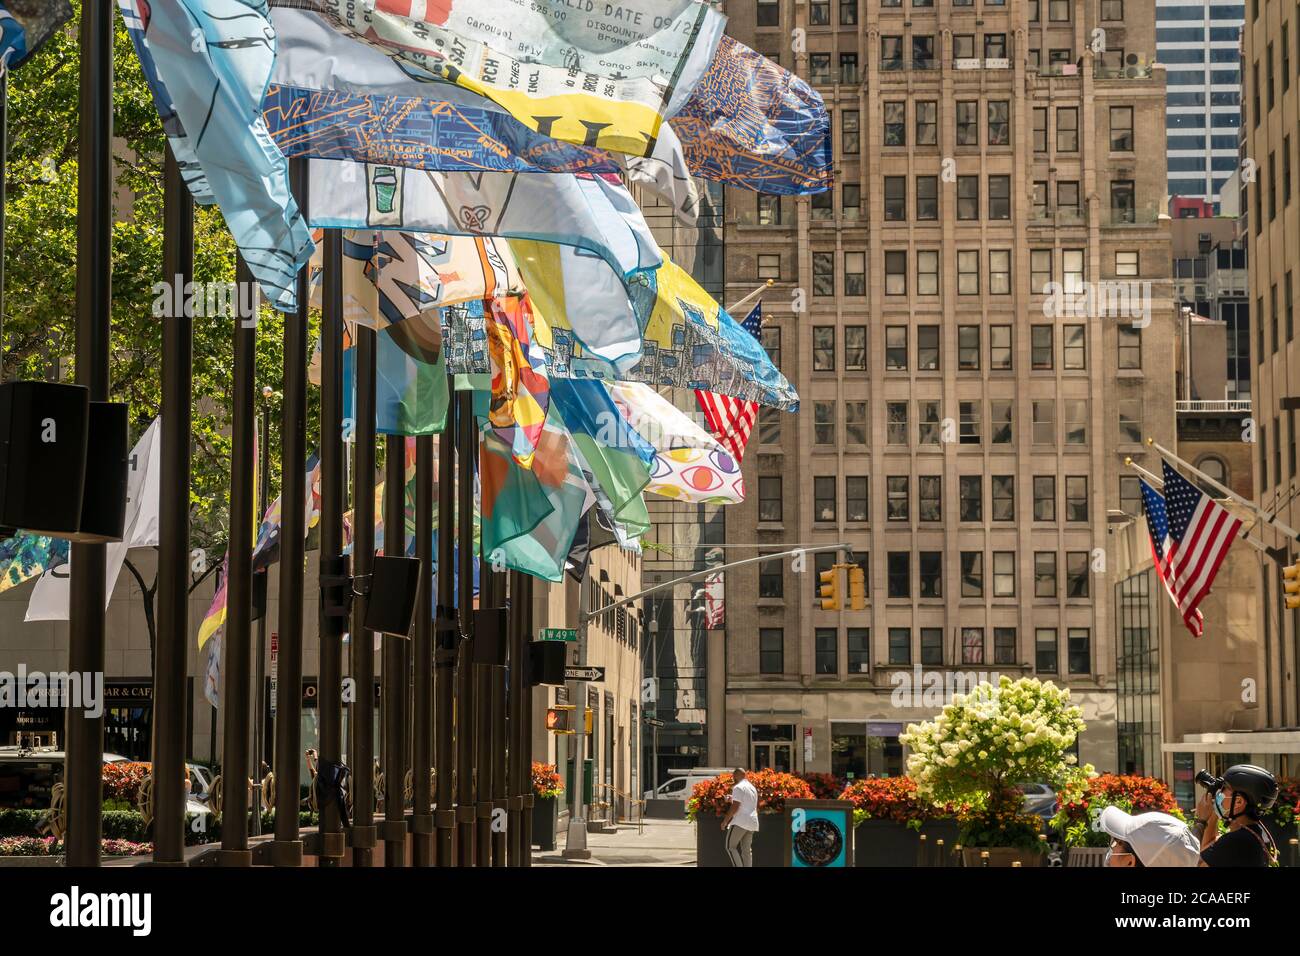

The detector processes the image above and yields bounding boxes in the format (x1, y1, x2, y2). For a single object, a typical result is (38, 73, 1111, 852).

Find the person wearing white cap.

(1099, 806, 1202, 867)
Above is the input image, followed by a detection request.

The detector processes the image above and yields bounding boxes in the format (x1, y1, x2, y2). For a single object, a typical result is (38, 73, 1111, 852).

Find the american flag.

(695, 303, 763, 462)
(1139, 461, 1243, 637)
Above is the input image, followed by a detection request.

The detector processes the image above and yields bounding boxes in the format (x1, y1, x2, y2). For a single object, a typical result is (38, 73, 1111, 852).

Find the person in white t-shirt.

(721, 768, 760, 867)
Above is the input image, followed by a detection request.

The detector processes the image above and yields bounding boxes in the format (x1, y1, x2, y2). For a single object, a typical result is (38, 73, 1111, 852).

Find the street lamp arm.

(578, 542, 851, 623)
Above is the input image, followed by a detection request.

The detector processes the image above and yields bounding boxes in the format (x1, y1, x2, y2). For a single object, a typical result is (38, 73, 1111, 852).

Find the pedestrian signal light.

(848, 566, 866, 610)
(546, 705, 575, 734)
(818, 567, 842, 611)
(1284, 563, 1300, 610)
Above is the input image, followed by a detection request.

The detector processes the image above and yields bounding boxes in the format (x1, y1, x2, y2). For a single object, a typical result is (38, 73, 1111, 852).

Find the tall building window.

(994, 627, 1017, 664)
(916, 253, 939, 296)
(992, 475, 1015, 519)
(888, 627, 911, 664)
(917, 324, 940, 368)
(1031, 326, 1054, 369)
(957, 101, 979, 145)
(987, 101, 1010, 145)
(918, 400, 941, 445)
(812, 189, 833, 221)
(1036, 628, 1058, 673)
(921, 628, 943, 665)
(1049, 0, 1069, 19)
(814, 402, 835, 445)
(989, 250, 1011, 293)
(958, 250, 980, 294)
(916, 175, 938, 219)
(1066, 551, 1090, 598)
(959, 401, 981, 444)
(884, 176, 906, 220)
(1056, 107, 1078, 151)
(846, 475, 868, 519)
(845, 251, 866, 295)
(845, 403, 868, 448)
(1033, 475, 1056, 521)
(1110, 106, 1134, 151)
(959, 474, 983, 519)
(757, 0, 779, 27)
(843, 183, 861, 221)
(813, 325, 835, 370)
(1062, 324, 1086, 369)
(842, 109, 860, 153)
(760, 628, 784, 674)
(759, 555, 783, 598)
(1120, 475, 1143, 517)
(993, 551, 1016, 596)
(919, 552, 943, 598)
(815, 476, 837, 521)
(962, 628, 985, 665)
(1033, 181, 1049, 219)
(816, 629, 838, 675)
(1119, 399, 1143, 444)
(840, 53, 859, 86)
(958, 325, 980, 370)
(912, 35, 936, 70)
(990, 326, 1012, 369)
(918, 475, 942, 521)
(758, 253, 781, 280)
(916, 101, 937, 144)
(759, 476, 782, 521)
(1111, 179, 1136, 223)
(887, 553, 911, 598)
(1068, 628, 1091, 674)
(758, 405, 780, 444)
(1101, 0, 1122, 19)
(984, 34, 1006, 59)
(886, 327, 908, 370)
(887, 476, 910, 521)
(988, 175, 1011, 219)
(840, 0, 858, 25)
(1034, 551, 1058, 598)
(1033, 108, 1048, 152)
(761, 327, 781, 367)
(1031, 249, 1052, 292)
(1065, 475, 1089, 521)
(885, 251, 907, 295)
(1057, 181, 1081, 220)
(845, 327, 866, 370)
(1063, 249, 1085, 291)
(957, 175, 980, 219)
(757, 193, 781, 225)
(884, 102, 906, 144)
(813, 252, 835, 295)
(887, 400, 909, 443)
(1115, 250, 1139, 277)
(847, 629, 869, 673)
(810, 53, 831, 85)
(961, 551, 984, 596)
(990, 401, 1013, 444)
(881, 35, 904, 70)
(1063, 398, 1088, 445)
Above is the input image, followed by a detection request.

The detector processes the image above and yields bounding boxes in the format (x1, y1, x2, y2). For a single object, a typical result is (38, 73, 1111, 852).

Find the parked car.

(0, 747, 208, 817)
(1020, 782, 1058, 824)
(643, 767, 734, 802)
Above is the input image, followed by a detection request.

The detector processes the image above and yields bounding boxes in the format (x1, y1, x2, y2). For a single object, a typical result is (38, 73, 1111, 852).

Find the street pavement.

(536, 817, 696, 867)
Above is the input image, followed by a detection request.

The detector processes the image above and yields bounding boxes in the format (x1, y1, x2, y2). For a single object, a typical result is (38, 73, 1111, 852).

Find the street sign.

(539, 627, 578, 642)
(564, 666, 605, 682)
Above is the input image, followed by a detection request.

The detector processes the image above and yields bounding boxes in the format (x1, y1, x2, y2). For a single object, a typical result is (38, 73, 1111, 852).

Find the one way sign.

(564, 666, 605, 682)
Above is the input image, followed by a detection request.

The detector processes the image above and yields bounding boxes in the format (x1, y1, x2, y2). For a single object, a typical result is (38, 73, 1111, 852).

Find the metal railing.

(1176, 399, 1252, 413)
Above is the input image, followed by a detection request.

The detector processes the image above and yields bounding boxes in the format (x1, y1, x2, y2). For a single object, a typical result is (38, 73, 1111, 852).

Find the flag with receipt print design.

(1139, 461, 1243, 638)
(695, 303, 762, 462)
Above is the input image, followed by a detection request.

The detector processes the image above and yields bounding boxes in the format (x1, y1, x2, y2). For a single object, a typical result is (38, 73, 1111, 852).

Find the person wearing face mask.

(1195, 764, 1280, 867)
(1099, 805, 1201, 867)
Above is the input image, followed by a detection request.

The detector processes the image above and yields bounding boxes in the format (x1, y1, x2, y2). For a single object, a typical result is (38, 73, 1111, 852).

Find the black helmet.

(1223, 764, 1279, 812)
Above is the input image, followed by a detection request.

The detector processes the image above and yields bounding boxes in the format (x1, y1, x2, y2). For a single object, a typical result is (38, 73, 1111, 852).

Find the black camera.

(1195, 770, 1224, 793)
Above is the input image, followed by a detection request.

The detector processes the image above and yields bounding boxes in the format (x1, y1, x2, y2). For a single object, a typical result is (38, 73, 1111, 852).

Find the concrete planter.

(695, 813, 785, 867)
(853, 818, 960, 867)
(532, 795, 559, 851)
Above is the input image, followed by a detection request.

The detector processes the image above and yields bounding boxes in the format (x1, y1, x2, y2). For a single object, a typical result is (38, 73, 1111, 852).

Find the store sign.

(866, 722, 903, 737)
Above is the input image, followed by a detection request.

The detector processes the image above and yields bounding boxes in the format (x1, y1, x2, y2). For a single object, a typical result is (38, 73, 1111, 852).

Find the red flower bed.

(101, 762, 151, 804)
(1054, 773, 1180, 828)
(839, 776, 954, 824)
(797, 772, 845, 800)
(531, 762, 563, 799)
(688, 769, 813, 819)
(1267, 778, 1300, 828)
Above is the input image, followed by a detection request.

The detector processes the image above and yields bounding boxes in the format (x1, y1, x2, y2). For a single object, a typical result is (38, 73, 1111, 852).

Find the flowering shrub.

(531, 762, 563, 799)
(1265, 778, 1300, 830)
(686, 769, 813, 821)
(839, 776, 957, 829)
(0, 836, 152, 857)
(797, 772, 844, 800)
(900, 676, 1093, 848)
(101, 762, 151, 804)
(1050, 774, 1182, 848)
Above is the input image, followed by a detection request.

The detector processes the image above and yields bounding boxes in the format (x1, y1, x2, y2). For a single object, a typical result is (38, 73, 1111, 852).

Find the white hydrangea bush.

(900, 676, 1094, 809)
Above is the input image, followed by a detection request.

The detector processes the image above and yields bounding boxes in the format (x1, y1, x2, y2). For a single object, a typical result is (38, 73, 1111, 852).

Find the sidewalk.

(535, 818, 696, 867)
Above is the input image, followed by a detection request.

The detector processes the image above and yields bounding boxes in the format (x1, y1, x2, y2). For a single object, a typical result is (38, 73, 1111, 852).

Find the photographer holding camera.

(1195, 764, 1279, 867)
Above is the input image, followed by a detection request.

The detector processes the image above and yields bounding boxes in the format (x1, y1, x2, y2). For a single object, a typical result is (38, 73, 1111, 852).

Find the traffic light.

(1284, 562, 1300, 609)
(848, 565, 866, 610)
(819, 566, 842, 611)
(546, 705, 576, 734)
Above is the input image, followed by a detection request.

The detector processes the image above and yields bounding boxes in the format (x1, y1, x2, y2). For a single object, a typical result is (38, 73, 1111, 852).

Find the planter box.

(961, 847, 1045, 867)
(532, 795, 559, 851)
(695, 813, 785, 867)
(853, 818, 960, 867)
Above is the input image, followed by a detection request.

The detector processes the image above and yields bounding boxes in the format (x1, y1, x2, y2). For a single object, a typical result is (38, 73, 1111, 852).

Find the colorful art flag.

(695, 303, 763, 461)
(122, 0, 314, 311)
(622, 123, 700, 226)
(0, 0, 71, 72)
(0, 533, 67, 594)
(266, 5, 618, 176)
(607, 382, 744, 505)
(307, 160, 661, 281)
(485, 297, 549, 469)
(671, 34, 832, 195)
(26, 419, 162, 622)
(377, 324, 450, 436)
(277, 0, 725, 158)
(548, 378, 653, 538)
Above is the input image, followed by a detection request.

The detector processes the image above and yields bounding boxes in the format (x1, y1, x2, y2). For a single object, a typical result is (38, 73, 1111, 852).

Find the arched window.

(1197, 456, 1228, 497)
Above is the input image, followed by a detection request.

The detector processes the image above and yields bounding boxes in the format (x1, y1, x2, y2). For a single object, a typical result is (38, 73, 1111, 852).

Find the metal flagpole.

(412, 433, 435, 866)
(518, 572, 534, 866)
(382, 435, 408, 866)
(349, 323, 378, 866)
(217, 256, 258, 865)
(65, 0, 113, 868)
(315, 229, 347, 867)
(475, 566, 495, 866)
(269, 156, 310, 866)
(1124, 458, 1270, 556)
(152, 145, 193, 865)
(1148, 438, 1300, 540)
(506, 569, 524, 865)
(434, 389, 458, 865)
(727, 278, 773, 315)
(455, 390, 477, 865)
